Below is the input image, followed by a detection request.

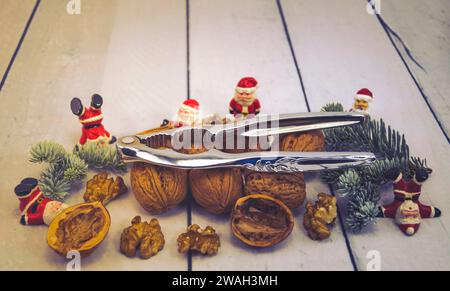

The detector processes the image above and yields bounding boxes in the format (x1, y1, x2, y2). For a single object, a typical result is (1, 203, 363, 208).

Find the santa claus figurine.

(71, 94, 116, 146)
(14, 178, 68, 226)
(350, 88, 373, 114)
(229, 77, 261, 117)
(173, 99, 201, 127)
(377, 167, 441, 236)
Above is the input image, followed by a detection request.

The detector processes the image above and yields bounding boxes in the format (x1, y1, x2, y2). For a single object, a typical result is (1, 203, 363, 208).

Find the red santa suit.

(15, 178, 68, 226)
(229, 98, 261, 116)
(379, 171, 440, 235)
(78, 105, 112, 145)
(229, 77, 261, 117)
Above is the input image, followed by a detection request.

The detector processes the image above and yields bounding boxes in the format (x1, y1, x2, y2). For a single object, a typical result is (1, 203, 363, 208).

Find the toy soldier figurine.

(229, 77, 261, 117)
(350, 88, 373, 114)
(71, 94, 116, 145)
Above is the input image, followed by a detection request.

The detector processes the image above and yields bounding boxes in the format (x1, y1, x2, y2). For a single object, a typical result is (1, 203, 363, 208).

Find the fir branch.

(320, 102, 431, 232)
(321, 169, 344, 184)
(39, 162, 71, 201)
(345, 181, 380, 231)
(321, 102, 344, 112)
(29, 140, 89, 200)
(74, 143, 126, 172)
(63, 153, 88, 182)
(29, 141, 66, 164)
(336, 169, 361, 198)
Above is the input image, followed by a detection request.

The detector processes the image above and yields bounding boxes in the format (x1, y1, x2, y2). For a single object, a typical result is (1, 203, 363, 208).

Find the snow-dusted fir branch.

(73, 143, 126, 172)
(320, 102, 431, 232)
(29, 140, 126, 200)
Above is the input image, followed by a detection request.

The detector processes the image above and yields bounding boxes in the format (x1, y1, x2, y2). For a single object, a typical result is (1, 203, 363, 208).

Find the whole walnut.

(189, 168, 243, 214)
(280, 130, 325, 152)
(244, 171, 306, 209)
(130, 162, 188, 214)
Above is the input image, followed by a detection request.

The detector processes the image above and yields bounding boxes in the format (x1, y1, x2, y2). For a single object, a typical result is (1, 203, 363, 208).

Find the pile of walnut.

(177, 224, 220, 255)
(303, 193, 337, 241)
(120, 216, 165, 259)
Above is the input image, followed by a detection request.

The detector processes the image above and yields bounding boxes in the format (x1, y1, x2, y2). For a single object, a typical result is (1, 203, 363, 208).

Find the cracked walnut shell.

(244, 171, 306, 209)
(280, 130, 325, 152)
(120, 216, 165, 259)
(177, 224, 220, 255)
(189, 168, 243, 214)
(231, 194, 294, 248)
(303, 193, 337, 241)
(47, 202, 110, 257)
(131, 162, 188, 214)
(83, 173, 127, 205)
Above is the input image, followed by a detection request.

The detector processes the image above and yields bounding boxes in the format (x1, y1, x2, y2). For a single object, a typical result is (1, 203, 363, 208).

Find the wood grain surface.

(0, 0, 448, 271)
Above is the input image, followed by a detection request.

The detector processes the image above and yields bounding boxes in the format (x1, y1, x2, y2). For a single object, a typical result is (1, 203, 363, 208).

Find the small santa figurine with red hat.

(71, 94, 116, 146)
(229, 77, 261, 117)
(14, 178, 68, 226)
(350, 88, 373, 114)
(174, 99, 201, 127)
(377, 167, 441, 236)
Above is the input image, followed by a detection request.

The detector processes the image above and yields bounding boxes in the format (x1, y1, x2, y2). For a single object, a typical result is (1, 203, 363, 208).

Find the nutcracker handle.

(117, 136, 376, 172)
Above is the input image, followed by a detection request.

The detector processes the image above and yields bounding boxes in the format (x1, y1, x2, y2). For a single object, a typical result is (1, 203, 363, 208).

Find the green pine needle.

(336, 169, 361, 198)
(74, 143, 126, 172)
(39, 162, 71, 201)
(29, 139, 125, 201)
(320, 102, 431, 232)
(29, 141, 66, 164)
(321, 102, 344, 112)
(63, 153, 88, 182)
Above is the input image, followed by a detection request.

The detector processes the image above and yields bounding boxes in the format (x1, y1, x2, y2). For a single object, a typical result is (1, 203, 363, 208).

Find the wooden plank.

(0, 0, 188, 270)
(0, 0, 37, 87)
(282, 0, 450, 270)
(189, 0, 353, 271)
(381, 0, 450, 136)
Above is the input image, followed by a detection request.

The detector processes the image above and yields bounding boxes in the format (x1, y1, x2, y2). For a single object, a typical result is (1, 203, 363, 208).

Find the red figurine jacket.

(15, 180, 67, 225)
(380, 173, 436, 219)
(229, 98, 261, 116)
(78, 106, 112, 145)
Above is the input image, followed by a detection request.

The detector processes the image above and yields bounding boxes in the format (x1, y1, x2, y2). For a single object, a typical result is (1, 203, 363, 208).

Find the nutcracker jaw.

(117, 112, 377, 172)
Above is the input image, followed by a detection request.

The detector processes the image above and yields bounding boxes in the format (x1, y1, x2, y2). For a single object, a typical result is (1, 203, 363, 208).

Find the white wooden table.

(0, 0, 449, 271)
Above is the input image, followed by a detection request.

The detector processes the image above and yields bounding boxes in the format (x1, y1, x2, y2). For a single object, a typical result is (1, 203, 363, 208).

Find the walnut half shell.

(231, 194, 294, 248)
(47, 202, 110, 257)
